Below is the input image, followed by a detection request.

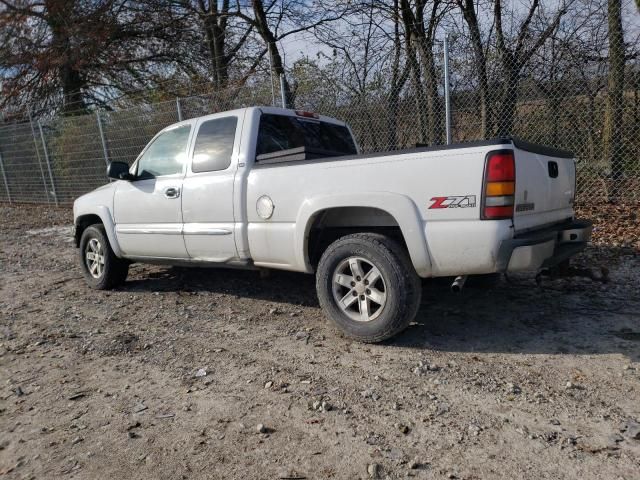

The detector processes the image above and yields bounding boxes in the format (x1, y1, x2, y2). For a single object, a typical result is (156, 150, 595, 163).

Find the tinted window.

(137, 125, 191, 178)
(256, 114, 357, 156)
(192, 117, 237, 172)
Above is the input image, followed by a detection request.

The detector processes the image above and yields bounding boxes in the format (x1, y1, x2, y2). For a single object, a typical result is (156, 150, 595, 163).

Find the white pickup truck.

(73, 106, 592, 342)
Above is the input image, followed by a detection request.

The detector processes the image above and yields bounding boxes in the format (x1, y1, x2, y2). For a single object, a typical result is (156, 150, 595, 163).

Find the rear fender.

(295, 193, 432, 277)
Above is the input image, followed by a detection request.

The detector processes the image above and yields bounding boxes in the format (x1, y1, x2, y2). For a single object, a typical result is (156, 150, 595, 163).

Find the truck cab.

(74, 107, 357, 264)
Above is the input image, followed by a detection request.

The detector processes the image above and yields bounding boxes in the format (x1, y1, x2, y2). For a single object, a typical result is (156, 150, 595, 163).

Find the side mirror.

(107, 161, 134, 181)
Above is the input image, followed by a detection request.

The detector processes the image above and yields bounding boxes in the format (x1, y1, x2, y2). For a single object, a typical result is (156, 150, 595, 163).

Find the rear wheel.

(316, 233, 421, 343)
(79, 224, 129, 290)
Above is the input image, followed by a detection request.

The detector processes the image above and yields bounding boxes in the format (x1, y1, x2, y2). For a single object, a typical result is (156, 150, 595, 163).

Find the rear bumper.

(497, 219, 592, 273)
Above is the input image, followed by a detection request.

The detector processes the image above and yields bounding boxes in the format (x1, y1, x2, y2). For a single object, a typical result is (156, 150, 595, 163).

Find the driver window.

(136, 125, 191, 178)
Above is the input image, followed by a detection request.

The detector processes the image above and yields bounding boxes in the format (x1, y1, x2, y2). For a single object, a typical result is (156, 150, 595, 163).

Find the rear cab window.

(191, 116, 238, 173)
(256, 114, 357, 158)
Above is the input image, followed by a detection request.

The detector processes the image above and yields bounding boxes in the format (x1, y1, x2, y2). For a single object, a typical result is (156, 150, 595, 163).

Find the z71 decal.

(429, 195, 477, 209)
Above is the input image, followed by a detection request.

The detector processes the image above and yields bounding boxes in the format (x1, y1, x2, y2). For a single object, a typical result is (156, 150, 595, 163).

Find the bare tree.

(603, 0, 626, 196)
(493, 0, 571, 135)
(400, 0, 449, 145)
(0, 0, 194, 116)
(313, 1, 395, 151)
(399, 2, 429, 143)
(177, 0, 260, 90)
(387, 0, 411, 148)
(529, 9, 595, 145)
(454, 0, 493, 138)
(234, 0, 348, 106)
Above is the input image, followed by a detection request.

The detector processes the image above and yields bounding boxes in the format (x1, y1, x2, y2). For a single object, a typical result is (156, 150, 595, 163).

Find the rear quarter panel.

(246, 144, 515, 276)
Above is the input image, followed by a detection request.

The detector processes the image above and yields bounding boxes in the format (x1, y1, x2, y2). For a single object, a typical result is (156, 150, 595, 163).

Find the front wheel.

(316, 233, 421, 343)
(79, 224, 129, 290)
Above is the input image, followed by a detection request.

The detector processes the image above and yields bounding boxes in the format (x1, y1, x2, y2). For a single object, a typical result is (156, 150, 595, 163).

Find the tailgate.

(512, 142, 576, 233)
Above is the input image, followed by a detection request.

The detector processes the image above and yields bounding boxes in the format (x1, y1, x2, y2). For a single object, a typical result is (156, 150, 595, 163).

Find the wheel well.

(306, 207, 409, 269)
(74, 214, 102, 247)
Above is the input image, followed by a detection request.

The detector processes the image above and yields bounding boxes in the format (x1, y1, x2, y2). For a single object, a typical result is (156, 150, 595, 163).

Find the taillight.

(295, 110, 319, 119)
(482, 150, 515, 220)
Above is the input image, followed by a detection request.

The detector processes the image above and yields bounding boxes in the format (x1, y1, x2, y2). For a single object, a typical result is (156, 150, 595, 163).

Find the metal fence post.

(37, 120, 59, 206)
(443, 35, 452, 145)
(0, 150, 12, 204)
(96, 111, 110, 165)
(29, 110, 51, 204)
(176, 97, 183, 122)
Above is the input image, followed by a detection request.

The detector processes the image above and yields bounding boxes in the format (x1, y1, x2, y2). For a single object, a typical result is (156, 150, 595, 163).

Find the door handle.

(164, 187, 180, 199)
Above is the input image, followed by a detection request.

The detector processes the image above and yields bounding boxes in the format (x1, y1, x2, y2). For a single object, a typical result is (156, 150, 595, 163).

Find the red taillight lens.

(483, 150, 515, 220)
(295, 110, 319, 119)
(484, 206, 514, 218)
(486, 152, 515, 182)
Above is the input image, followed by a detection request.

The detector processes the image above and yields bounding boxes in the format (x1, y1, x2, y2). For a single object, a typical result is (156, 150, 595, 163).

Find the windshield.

(256, 114, 357, 157)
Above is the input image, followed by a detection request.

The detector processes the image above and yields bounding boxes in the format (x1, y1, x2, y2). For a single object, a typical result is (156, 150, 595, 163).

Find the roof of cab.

(161, 106, 347, 133)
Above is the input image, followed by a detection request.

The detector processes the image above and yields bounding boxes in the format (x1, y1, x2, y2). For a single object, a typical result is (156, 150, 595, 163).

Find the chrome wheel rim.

(332, 256, 387, 322)
(85, 238, 105, 279)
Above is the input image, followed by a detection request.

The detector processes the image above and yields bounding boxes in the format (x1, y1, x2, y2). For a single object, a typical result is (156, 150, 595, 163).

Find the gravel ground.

(1, 204, 639, 479)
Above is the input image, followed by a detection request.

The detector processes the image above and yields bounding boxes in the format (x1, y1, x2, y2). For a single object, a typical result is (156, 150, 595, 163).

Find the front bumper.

(497, 219, 592, 273)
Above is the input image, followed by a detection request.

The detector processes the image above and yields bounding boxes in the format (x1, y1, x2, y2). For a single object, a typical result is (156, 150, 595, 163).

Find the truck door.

(113, 124, 191, 258)
(181, 115, 239, 262)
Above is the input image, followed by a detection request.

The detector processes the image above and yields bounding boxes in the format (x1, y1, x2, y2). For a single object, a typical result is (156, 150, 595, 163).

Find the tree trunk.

(407, 44, 429, 144)
(252, 0, 292, 107)
(399, 0, 444, 145)
(416, 37, 443, 144)
(399, 0, 429, 144)
(387, 0, 410, 150)
(603, 0, 625, 196)
(202, 2, 229, 89)
(59, 66, 87, 116)
(458, 0, 491, 138)
(46, 0, 87, 115)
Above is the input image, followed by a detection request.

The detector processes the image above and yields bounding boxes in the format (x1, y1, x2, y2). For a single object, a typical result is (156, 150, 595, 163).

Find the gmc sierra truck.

(73, 106, 592, 342)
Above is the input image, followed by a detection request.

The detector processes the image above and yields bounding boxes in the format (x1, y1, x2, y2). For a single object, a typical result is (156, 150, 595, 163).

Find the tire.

(316, 233, 421, 343)
(79, 224, 129, 290)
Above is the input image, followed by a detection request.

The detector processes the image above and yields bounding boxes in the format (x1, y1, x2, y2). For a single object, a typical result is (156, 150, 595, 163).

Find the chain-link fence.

(0, 83, 276, 205)
(0, 32, 638, 206)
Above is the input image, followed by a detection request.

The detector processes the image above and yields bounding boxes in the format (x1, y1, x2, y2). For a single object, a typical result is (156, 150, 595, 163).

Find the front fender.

(295, 192, 432, 277)
(74, 205, 123, 258)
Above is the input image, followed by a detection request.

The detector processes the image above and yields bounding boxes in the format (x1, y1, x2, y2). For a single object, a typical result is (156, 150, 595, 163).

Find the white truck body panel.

(73, 106, 590, 279)
(246, 144, 507, 276)
(512, 147, 576, 232)
(113, 173, 188, 258)
(180, 110, 245, 262)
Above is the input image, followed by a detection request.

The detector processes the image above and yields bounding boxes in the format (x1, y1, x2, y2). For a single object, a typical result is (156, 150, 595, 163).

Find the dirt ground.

(1, 204, 639, 480)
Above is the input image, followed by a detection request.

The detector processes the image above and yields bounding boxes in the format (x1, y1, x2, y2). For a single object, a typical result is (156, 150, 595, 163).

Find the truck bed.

(252, 137, 573, 167)
(246, 134, 577, 276)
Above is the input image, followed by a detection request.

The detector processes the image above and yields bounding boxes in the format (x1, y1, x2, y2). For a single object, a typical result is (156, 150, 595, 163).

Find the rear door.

(512, 144, 576, 232)
(181, 114, 240, 262)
